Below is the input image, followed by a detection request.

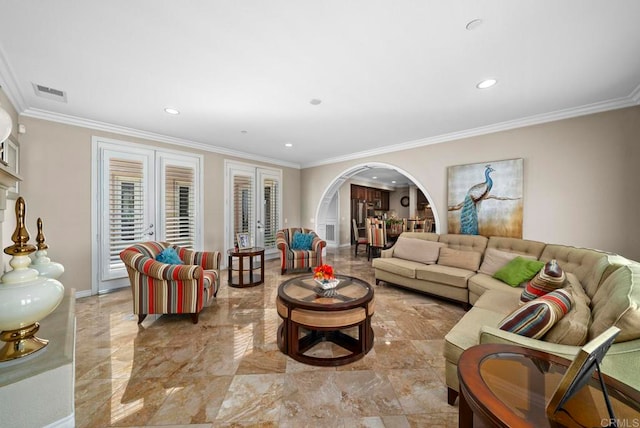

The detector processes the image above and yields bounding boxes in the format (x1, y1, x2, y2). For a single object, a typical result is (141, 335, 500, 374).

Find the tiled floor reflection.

(75, 247, 465, 427)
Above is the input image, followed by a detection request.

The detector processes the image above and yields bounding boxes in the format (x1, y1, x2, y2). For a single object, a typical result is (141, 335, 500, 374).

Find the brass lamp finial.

(36, 217, 48, 250)
(4, 197, 36, 256)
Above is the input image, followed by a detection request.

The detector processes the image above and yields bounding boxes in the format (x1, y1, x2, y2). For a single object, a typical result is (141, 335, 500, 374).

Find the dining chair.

(352, 219, 368, 257)
(368, 220, 387, 261)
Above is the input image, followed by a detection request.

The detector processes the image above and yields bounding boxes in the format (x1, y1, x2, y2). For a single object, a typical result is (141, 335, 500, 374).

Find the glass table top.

(479, 352, 640, 427)
(278, 274, 372, 309)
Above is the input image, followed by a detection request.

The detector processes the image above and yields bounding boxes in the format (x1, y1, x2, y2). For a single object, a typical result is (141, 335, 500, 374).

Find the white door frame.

(91, 136, 203, 295)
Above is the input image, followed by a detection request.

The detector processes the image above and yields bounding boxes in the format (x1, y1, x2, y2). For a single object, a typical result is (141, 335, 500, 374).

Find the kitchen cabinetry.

(351, 184, 389, 210)
(380, 192, 389, 210)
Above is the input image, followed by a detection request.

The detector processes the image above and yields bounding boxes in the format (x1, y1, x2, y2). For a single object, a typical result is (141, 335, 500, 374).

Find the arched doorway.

(314, 162, 440, 248)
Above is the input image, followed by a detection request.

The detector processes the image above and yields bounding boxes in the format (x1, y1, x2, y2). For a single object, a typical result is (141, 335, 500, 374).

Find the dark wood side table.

(457, 344, 640, 428)
(227, 247, 264, 287)
(276, 274, 375, 366)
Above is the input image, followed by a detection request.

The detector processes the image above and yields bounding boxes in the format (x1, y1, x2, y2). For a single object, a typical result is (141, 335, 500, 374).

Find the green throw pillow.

(493, 256, 544, 287)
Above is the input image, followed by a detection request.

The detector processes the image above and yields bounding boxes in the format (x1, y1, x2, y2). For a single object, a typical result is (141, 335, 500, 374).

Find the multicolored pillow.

(520, 259, 567, 304)
(155, 247, 184, 264)
(498, 289, 573, 339)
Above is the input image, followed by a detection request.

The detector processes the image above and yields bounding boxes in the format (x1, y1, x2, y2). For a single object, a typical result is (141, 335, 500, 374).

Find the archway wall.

(310, 161, 439, 247)
(299, 106, 640, 261)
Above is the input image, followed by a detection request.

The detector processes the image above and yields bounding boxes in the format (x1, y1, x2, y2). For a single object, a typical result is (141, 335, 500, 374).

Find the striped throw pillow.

(520, 259, 567, 304)
(499, 289, 573, 339)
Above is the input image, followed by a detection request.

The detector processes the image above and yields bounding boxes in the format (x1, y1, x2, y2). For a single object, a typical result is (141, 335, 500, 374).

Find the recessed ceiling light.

(477, 79, 497, 89)
(164, 107, 180, 115)
(372, 176, 377, 179)
(310, 98, 322, 105)
(285, 143, 293, 148)
(466, 19, 483, 30)
(392, 180, 396, 184)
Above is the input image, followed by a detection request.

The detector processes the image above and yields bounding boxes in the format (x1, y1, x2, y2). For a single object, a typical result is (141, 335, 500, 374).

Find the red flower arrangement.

(313, 264, 335, 281)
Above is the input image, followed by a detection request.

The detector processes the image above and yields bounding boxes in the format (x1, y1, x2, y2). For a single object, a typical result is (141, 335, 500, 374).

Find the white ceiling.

(1, 1, 639, 169)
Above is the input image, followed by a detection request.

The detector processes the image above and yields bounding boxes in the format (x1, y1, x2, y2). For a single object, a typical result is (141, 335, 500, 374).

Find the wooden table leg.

(459, 388, 473, 428)
(260, 252, 264, 284)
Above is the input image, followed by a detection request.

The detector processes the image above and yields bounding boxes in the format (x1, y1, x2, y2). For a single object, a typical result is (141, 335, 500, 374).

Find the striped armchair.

(119, 241, 221, 324)
(276, 228, 326, 274)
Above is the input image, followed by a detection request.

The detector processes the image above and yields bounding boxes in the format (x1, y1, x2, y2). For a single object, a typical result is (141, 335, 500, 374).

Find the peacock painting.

(447, 159, 523, 238)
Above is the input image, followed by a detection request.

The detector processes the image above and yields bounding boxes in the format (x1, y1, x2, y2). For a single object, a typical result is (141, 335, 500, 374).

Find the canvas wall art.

(447, 158, 523, 238)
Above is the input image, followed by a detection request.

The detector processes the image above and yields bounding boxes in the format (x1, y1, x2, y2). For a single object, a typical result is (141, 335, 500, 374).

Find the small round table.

(227, 247, 264, 288)
(457, 344, 640, 427)
(276, 274, 375, 366)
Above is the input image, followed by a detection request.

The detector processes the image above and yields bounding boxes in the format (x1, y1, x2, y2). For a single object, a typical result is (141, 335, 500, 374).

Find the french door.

(225, 161, 282, 258)
(93, 138, 202, 294)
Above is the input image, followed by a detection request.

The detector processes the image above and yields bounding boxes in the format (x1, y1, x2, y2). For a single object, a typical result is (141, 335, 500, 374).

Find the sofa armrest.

(381, 248, 394, 258)
(311, 235, 326, 252)
(173, 246, 221, 270)
(479, 326, 579, 359)
(480, 326, 640, 390)
(276, 235, 290, 251)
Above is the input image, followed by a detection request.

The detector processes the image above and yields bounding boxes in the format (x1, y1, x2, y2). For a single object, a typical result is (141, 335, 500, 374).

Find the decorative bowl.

(314, 278, 340, 290)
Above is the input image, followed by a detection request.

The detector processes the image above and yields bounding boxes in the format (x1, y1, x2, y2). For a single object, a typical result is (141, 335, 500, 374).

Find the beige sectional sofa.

(372, 232, 640, 404)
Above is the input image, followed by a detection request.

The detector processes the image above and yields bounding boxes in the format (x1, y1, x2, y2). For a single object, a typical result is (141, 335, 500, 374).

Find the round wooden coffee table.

(458, 344, 640, 427)
(276, 274, 375, 366)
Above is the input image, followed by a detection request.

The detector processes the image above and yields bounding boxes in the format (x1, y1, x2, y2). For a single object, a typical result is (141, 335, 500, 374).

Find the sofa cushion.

(155, 247, 184, 264)
(473, 289, 521, 316)
(291, 232, 314, 250)
(479, 248, 533, 276)
(444, 307, 507, 364)
(543, 275, 591, 346)
(392, 236, 445, 264)
(493, 257, 544, 287)
(468, 273, 526, 300)
(372, 257, 423, 279)
(498, 289, 573, 339)
(520, 259, 567, 304)
(416, 264, 475, 288)
(486, 236, 546, 259)
(539, 244, 610, 299)
(438, 233, 488, 252)
(589, 264, 640, 343)
(437, 247, 482, 271)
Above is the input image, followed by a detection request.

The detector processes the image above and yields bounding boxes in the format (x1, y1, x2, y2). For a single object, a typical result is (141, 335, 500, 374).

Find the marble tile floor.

(75, 246, 466, 427)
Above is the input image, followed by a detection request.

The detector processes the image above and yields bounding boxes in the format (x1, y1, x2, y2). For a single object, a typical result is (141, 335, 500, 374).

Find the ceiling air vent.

(32, 83, 67, 102)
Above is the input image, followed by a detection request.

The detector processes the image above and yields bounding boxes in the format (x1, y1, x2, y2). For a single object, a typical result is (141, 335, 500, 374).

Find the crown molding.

(631, 82, 640, 104)
(20, 108, 301, 169)
(0, 46, 26, 111)
(301, 95, 638, 168)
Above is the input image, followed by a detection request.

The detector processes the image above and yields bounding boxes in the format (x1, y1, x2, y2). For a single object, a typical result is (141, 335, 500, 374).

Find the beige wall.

(4, 84, 640, 297)
(16, 116, 301, 295)
(301, 106, 640, 262)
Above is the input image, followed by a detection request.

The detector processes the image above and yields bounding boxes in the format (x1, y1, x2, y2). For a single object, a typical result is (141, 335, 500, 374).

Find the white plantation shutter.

(104, 156, 149, 280)
(163, 164, 196, 247)
(96, 139, 203, 293)
(262, 177, 279, 249)
(226, 161, 282, 255)
(233, 173, 255, 246)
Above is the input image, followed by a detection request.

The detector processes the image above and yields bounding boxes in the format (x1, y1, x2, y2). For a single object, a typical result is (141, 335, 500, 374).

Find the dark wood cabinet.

(351, 184, 367, 200)
(351, 184, 390, 211)
(380, 191, 389, 210)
